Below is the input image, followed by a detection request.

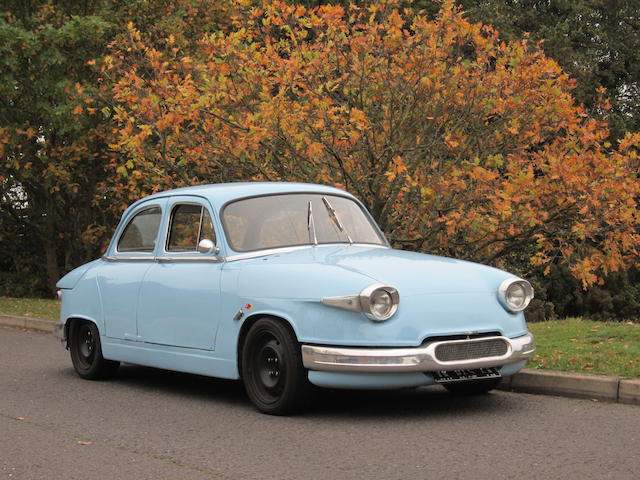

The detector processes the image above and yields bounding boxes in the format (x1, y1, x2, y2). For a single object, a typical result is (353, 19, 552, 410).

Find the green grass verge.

(528, 318, 640, 378)
(0, 296, 60, 321)
(0, 297, 638, 378)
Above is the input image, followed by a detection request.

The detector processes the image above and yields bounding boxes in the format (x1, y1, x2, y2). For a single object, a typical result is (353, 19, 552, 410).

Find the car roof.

(129, 182, 354, 210)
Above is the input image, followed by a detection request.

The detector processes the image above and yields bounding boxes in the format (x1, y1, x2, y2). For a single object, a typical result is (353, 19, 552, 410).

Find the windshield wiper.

(322, 196, 353, 244)
(307, 200, 318, 245)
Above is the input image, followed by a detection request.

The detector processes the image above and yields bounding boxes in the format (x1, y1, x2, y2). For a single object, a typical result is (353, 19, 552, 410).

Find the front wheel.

(241, 318, 310, 415)
(442, 377, 502, 395)
(69, 321, 119, 380)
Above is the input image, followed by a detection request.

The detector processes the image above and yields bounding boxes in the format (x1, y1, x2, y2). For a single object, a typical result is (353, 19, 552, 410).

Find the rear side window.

(167, 204, 216, 252)
(117, 207, 162, 253)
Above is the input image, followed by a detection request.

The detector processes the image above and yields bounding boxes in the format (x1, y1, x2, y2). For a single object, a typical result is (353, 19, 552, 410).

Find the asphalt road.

(1, 327, 639, 480)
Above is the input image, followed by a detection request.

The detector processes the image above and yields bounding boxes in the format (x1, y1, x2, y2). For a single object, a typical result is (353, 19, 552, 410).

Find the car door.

(136, 196, 223, 350)
(97, 200, 166, 340)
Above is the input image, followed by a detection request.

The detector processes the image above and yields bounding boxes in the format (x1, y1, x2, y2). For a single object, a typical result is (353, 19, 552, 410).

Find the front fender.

(56, 259, 100, 290)
(57, 267, 105, 337)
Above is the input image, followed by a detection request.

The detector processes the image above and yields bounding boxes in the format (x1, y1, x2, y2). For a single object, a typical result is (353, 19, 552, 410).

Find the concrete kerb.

(618, 379, 640, 406)
(0, 314, 55, 333)
(1, 314, 638, 406)
(498, 368, 621, 402)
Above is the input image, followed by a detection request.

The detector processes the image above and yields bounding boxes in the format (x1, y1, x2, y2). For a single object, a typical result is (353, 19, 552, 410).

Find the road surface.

(1, 326, 638, 479)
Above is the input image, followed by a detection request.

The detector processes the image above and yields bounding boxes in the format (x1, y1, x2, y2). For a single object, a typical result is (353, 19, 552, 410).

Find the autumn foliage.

(100, 0, 640, 288)
(0, 6, 115, 292)
(0, 0, 234, 294)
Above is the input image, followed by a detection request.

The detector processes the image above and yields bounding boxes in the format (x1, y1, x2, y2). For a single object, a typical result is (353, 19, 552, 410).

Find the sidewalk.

(1, 313, 638, 406)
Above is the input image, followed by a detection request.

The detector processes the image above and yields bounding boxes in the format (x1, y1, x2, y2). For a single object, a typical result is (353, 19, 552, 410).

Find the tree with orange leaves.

(104, 0, 640, 289)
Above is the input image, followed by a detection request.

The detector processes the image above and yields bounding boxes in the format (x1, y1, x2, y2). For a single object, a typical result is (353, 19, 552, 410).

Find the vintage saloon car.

(55, 182, 535, 414)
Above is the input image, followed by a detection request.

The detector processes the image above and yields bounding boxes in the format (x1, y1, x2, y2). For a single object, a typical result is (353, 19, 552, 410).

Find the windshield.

(222, 193, 386, 252)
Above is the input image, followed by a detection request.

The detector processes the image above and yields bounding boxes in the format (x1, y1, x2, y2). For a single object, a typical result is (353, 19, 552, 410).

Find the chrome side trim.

(301, 333, 535, 373)
(107, 243, 388, 263)
(102, 255, 155, 262)
(226, 246, 309, 261)
(226, 243, 389, 262)
(321, 294, 362, 312)
(103, 255, 223, 263)
(156, 256, 224, 263)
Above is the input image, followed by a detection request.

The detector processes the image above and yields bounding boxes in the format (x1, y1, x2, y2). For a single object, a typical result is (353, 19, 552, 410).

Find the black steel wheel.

(241, 317, 310, 415)
(442, 377, 502, 395)
(69, 321, 119, 380)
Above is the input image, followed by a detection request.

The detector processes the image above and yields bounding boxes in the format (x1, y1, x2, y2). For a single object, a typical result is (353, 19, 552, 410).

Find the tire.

(442, 377, 502, 395)
(69, 321, 120, 380)
(241, 317, 311, 415)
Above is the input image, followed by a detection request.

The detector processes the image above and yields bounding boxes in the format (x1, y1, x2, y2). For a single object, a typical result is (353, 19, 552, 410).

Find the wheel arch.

(236, 313, 299, 379)
(64, 316, 102, 347)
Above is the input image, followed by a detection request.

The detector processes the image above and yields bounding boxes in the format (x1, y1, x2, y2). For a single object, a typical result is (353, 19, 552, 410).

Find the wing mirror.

(197, 239, 219, 255)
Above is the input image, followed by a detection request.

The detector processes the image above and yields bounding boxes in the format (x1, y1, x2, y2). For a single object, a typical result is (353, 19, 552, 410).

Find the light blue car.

(55, 182, 535, 414)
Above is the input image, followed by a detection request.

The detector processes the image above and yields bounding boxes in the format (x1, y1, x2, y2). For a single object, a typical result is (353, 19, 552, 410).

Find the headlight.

(321, 283, 400, 321)
(360, 284, 400, 321)
(498, 278, 534, 313)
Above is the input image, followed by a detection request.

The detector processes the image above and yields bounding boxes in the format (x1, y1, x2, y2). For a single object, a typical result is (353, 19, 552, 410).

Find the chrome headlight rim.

(498, 278, 534, 313)
(360, 284, 400, 322)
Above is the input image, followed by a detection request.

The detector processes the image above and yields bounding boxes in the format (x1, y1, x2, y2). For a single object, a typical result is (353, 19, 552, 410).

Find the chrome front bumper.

(301, 333, 535, 373)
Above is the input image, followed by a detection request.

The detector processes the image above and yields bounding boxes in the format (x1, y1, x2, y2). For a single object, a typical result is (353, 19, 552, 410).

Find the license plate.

(433, 368, 501, 383)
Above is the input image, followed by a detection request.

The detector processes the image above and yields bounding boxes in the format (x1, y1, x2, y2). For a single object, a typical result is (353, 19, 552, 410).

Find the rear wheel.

(69, 321, 119, 380)
(241, 318, 310, 415)
(442, 377, 502, 395)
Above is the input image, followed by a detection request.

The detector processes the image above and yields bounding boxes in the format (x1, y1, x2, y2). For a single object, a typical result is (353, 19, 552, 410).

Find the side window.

(200, 209, 216, 245)
(167, 204, 216, 252)
(118, 207, 162, 253)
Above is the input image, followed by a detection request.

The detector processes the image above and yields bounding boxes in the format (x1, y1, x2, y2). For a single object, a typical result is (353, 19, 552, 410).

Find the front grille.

(434, 338, 508, 362)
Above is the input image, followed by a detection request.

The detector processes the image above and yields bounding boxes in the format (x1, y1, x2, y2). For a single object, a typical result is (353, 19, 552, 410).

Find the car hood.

(232, 245, 513, 297)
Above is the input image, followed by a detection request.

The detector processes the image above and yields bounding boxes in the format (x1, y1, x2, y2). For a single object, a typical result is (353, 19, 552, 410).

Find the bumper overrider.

(301, 333, 535, 373)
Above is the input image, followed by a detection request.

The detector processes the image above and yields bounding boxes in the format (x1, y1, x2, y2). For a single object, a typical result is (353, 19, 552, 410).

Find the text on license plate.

(433, 368, 501, 383)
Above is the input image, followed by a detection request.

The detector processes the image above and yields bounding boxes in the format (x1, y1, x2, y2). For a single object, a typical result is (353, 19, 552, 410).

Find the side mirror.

(197, 239, 218, 254)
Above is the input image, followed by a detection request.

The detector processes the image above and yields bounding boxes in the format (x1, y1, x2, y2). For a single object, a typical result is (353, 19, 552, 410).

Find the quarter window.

(167, 204, 216, 252)
(117, 207, 162, 253)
